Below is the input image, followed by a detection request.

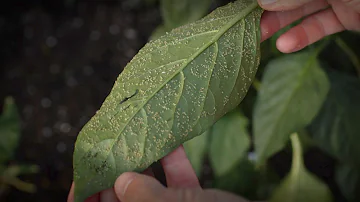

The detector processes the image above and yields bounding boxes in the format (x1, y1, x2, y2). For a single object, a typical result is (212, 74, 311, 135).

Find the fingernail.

(115, 172, 136, 196)
(259, 0, 277, 5)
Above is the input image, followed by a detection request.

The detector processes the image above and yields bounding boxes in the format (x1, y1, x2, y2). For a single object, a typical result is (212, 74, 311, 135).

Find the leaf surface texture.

(73, 1, 262, 201)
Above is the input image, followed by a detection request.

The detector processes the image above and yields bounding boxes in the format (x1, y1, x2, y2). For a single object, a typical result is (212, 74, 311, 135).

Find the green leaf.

(213, 158, 258, 199)
(151, 0, 213, 40)
(2, 164, 40, 177)
(309, 70, 360, 166)
(335, 164, 360, 202)
(73, 1, 263, 201)
(183, 130, 209, 177)
(269, 133, 333, 202)
(209, 109, 250, 176)
(0, 97, 21, 164)
(161, 0, 213, 29)
(253, 51, 330, 165)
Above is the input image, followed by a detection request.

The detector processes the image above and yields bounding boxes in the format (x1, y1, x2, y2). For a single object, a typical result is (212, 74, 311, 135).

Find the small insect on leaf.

(72, 0, 263, 201)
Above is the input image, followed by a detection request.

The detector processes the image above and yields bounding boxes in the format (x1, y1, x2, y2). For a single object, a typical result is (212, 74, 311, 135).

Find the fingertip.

(114, 172, 137, 199)
(115, 172, 167, 202)
(277, 32, 301, 53)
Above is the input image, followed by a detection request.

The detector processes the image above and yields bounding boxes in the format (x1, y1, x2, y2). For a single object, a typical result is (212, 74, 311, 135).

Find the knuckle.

(344, 17, 360, 31)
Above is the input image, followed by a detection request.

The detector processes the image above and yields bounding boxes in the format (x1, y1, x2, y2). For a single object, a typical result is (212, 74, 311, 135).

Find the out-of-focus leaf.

(335, 164, 360, 202)
(269, 134, 333, 202)
(161, 0, 213, 29)
(255, 164, 281, 200)
(2, 165, 40, 177)
(309, 69, 360, 166)
(0, 97, 21, 164)
(209, 109, 250, 177)
(213, 158, 258, 199)
(151, 0, 213, 40)
(184, 130, 210, 177)
(253, 51, 330, 165)
(73, 1, 263, 201)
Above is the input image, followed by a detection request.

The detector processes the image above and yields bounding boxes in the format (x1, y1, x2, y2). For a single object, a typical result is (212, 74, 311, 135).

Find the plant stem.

(335, 36, 360, 77)
(313, 37, 331, 57)
(0, 176, 36, 193)
(290, 133, 304, 175)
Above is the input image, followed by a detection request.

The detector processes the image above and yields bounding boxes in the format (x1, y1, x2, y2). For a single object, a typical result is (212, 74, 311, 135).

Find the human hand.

(259, 0, 360, 53)
(67, 146, 251, 202)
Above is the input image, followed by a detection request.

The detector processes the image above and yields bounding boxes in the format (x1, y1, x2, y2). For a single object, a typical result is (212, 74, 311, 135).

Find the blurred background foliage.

(0, 0, 359, 201)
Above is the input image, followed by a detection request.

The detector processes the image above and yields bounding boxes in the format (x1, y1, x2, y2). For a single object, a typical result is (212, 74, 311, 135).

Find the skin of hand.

(67, 1, 360, 201)
(67, 146, 252, 202)
(259, 0, 360, 53)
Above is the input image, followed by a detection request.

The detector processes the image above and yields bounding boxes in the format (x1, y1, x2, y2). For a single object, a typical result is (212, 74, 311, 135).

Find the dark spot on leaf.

(123, 105, 130, 110)
(120, 89, 139, 104)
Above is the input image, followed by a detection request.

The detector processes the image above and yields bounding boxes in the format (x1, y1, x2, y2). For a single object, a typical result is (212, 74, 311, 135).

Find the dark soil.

(1, 1, 162, 201)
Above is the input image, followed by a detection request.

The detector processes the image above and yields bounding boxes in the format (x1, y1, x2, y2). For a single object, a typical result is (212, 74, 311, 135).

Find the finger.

(340, 0, 360, 13)
(67, 182, 100, 202)
(160, 146, 200, 188)
(261, 0, 329, 41)
(114, 172, 169, 202)
(100, 188, 118, 202)
(258, 0, 313, 11)
(328, 0, 360, 31)
(277, 8, 345, 53)
(203, 189, 250, 202)
(67, 183, 75, 202)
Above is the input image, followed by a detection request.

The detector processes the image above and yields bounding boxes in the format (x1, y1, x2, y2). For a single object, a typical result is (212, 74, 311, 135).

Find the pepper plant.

(72, 0, 360, 201)
(0, 97, 39, 200)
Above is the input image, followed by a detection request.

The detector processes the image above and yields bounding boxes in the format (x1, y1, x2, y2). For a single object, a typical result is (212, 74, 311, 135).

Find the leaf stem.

(335, 36, 360, 77)
(0, 176, 36, 193)
(290, 133, 304, 175)
(313, 37, 331, 57)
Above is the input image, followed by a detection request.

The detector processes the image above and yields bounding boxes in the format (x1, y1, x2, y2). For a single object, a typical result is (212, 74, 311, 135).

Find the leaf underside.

(73, 1, 262, 201)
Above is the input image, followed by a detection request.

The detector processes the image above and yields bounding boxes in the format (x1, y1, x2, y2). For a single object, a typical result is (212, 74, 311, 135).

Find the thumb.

(114, 172, 169, 202)
(114, 172, 253, 202)
(257, 0, 313, 11)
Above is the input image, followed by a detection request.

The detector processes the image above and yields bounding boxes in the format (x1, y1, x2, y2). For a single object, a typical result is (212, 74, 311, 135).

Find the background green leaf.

(209, 108, 250, 177)
(335, 164, 360, 202)
(183, 130, 210, 177)
(309, 69, 360, 166)
(161, 0, 213, 29)
(269, 134, 333, 202)
(213, 158, 258, 199)
(253, 51, 330, 165)
(0, 97, 21, 164)
(151, 0, 213, 40)
(73, 1, 263, 201)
